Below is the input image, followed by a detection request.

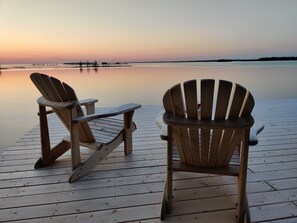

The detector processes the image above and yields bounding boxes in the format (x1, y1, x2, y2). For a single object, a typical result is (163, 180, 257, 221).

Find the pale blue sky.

(0, 0, 297, 63)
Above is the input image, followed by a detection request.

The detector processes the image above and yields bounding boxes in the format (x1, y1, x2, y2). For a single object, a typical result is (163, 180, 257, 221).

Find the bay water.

(1, 61, 296, 153)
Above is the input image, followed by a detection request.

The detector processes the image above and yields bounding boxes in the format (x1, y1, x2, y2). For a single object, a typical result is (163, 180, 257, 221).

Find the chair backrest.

(163, 79, 254, 167)
(30, 73, 95, 142)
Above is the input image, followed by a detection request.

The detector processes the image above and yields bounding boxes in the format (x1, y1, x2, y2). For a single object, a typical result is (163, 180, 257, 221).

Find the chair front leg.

(237, 130, 250, 223)
(124, 110, 134, 155)
(85, 103, 95, 115)
(70, 108, 81, 170)
(166, 126, 173, 213)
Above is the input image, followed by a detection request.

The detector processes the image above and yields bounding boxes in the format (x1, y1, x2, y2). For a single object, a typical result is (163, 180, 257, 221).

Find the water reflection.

(79, 66, 99, 73)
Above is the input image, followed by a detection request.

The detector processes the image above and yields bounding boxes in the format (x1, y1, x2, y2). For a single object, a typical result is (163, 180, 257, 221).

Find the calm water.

(1, 61, 297, 153)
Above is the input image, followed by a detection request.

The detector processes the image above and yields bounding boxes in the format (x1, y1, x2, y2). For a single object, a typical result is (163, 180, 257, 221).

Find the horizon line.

(1, 56, 297, 65)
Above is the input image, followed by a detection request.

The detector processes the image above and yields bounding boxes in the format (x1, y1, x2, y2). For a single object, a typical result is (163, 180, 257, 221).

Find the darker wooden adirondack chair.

(161, 79, 257, 223)
(30, 73, 141, 182)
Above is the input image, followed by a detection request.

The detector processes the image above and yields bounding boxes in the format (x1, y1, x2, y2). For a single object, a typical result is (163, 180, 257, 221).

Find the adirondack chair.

(30, 73, 141, 182)
(161, 79, 257, 223)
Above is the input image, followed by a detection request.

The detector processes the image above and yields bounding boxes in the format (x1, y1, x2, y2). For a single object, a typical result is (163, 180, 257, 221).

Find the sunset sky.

(0, 0, 297, 64)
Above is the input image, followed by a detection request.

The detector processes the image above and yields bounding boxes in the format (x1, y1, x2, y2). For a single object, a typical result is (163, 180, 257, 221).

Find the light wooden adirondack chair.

(30, 73, 141, 182)
(161, 79, 256, 223)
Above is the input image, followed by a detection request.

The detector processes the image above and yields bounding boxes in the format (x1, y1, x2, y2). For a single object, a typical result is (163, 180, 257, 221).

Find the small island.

(63, 61, 131, 68)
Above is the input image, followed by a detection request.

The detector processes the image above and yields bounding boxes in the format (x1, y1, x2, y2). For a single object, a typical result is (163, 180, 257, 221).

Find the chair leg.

(237, 174, 248, 223)
(85, 103, 95, 115)
(160, 168, 173, 220)
(124, 111, 135, 155)
(36, 105, 72, 168)
(38, 104, 52, 165)
(70, 122, 81, 171)
(166, 173, 173, 214)
(69, 131, 124, 182)
(35, 140, 70, 168)
(160, 180, 168, 220)
(245, 194, 251, 223)
(167, 141, 173, 212)
(160, 126, 174, 220)
(237, 131, 250, 223)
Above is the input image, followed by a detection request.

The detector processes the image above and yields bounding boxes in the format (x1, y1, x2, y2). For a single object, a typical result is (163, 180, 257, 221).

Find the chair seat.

(89, 117, 126, 144)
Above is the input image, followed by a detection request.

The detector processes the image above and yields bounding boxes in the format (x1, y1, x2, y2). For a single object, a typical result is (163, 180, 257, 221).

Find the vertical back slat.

(215, 80, 233, 119)
(31, 73, 54, 100)
(224, 91, 254, 165)
(184, 80, 200, 165)
(241, 93, 255, 116)
(170, 84, 193, 165)
(223, 131, 243, 165)
(209, 80, 232, 165)
(41, 74, 70, 130)
(163, 90, 186, 163)
(40, 75, 62, 102)
(63, 82, 95, 142)
(229, 84, 247, 119)
(31, 73, 72, 131)
(170, 84, 186, 117)
(167, 83, 185, 160)
(50, 77, 70, 101)
(200, 79, 214, 165)
(217, 84, 247, 166)
(163, 90, 174, 114)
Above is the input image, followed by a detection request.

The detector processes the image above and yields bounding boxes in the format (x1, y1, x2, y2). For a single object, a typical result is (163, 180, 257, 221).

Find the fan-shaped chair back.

(163, 79, 254, 167)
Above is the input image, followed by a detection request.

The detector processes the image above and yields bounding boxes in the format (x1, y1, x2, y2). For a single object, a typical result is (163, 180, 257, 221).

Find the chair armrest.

(79, 98, 98, 114)
(156, 110, 168, 140)
(79, 98, 98, 106)
(249, 125, 265, 146)
(37, 96, 77, 108)
(159, 112, 263, 143)
(72, 103, 141, 123)
(163, 112, 254, 130)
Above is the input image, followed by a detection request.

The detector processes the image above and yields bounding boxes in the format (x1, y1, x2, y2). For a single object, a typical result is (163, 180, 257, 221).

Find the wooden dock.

(1, 99, 297, 222)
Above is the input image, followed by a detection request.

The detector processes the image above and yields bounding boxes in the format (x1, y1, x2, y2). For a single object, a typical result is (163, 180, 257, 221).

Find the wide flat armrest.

(79, 98, 98, 106)
(249, 125, 265, 146)
(158, 112, 263, 143)
(163, 112, 254, 129)
(73, 103, 141, 123)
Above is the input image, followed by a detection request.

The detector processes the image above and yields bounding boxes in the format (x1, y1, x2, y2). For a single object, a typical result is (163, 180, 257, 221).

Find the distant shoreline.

(1, 56, 296, 70)
(129, 56, 297, 64)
